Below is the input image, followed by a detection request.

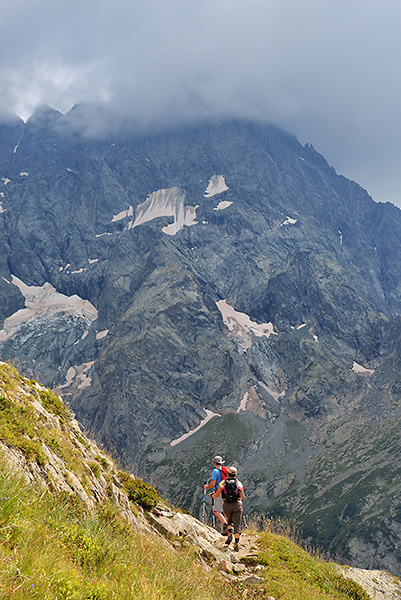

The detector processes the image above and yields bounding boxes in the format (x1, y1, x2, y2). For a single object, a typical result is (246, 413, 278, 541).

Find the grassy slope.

(0, 362, 370, 599)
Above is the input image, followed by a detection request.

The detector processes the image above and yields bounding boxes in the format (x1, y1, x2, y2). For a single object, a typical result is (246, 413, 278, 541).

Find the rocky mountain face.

(1, 106, 401, 574)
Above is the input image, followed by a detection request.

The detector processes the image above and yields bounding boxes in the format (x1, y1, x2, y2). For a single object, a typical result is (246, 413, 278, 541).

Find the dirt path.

(216, 531, 261, 561)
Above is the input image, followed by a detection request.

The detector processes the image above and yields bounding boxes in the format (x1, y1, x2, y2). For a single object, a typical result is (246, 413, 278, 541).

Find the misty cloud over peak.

(1, 0, 401, 204)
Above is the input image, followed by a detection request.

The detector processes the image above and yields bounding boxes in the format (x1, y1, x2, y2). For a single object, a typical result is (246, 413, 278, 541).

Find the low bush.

(118, 470, 161, 510)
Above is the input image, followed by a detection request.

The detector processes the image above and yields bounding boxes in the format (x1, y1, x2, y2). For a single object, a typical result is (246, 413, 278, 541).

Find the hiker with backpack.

(203, 455, 229, 533)
(213, 466, 245, 551)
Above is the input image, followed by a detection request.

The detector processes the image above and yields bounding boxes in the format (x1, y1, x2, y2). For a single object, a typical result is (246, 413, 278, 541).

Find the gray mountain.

(1, 105, 401, 574)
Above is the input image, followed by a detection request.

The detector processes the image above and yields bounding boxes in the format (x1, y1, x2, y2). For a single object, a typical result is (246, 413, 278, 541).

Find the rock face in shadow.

(1, 110, 401, 573)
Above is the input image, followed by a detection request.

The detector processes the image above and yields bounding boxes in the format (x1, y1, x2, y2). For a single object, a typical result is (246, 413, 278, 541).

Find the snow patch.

(19, 172, 28, 177)
(96, 329, 109, 340)
(280, 216, 297, 226)
(96, 232, 114, 237)
(0, 203, 3, 213)
(216, 299, 277, 351)
(58, 361, 95, 391)
(237, 391, 250, 413)
(297, 323, 307, 330)
(170, 409, 221, 447)
(0, 276, 98, 342)
(88, 258, 99, 264)
(112, 206, 133, 222)
(204, 175, 229, 198)
(66, 168, 77, 174)
(213, 201, 233, 211)
(0, 192, 4, 197)
(2, 178, 10, 185)
(258, 381, 285, 403)
(74, 331, 89, 345)
(70, 268, 87, 274)
(339, 230, 343, 245)
(352, 362, 374, 375)
(133, 187, 198, 236)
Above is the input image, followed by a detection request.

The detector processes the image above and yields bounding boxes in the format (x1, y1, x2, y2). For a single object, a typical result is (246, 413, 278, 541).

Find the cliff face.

(1, 109, 401, 572)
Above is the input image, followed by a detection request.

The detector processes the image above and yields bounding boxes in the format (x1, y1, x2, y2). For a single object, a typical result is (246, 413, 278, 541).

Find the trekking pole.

(211, 495, 216, 528)
(202, 481, 207, 524)
(242, 508, 248, 530)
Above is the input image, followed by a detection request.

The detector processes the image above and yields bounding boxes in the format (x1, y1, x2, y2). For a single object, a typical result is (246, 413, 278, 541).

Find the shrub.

(118, 471, 160, 510)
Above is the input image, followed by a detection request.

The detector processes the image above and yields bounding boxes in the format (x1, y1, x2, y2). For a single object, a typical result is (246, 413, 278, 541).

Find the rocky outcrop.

(338, 567, 401, 600)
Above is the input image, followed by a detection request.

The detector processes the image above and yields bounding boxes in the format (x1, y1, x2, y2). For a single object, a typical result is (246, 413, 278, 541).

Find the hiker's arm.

(203, 479, 217, 490)
(212, 483, 222, 498)
(240, 484, 245, 501)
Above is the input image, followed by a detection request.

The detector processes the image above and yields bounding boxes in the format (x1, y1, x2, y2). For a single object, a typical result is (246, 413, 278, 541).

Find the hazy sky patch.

(0, 0, 400, 204)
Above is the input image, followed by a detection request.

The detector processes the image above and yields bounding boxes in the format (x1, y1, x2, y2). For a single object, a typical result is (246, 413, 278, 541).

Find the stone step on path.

(147, 504, 265, 587)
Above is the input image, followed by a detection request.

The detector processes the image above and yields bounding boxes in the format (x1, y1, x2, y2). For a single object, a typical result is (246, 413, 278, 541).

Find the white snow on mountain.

(2, 178, 10, 185)
(133, 187, 198, 236)
(204, 175, 229, 198)
(280, 216, 297, 226)
(0, 203, 4, 213)
(0, 276, 98, 342)
(70, 268, 87, 274)
(216, 299, 277, 351)
(352, 361, 374, 375)
(57, 361, 95, 392)
(96, 329, 109, 340)
(258, 380, 286, 402)
(112, 206, 134, 222)
(213, 200, 233, 211)
(170, 409, 221, 446)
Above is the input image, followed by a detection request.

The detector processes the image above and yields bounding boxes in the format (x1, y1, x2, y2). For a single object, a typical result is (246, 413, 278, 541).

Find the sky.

(0, 0, 400, 206)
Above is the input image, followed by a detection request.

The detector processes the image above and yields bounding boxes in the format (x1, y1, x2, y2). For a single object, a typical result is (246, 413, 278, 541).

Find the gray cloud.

(1, 0, 401, 205)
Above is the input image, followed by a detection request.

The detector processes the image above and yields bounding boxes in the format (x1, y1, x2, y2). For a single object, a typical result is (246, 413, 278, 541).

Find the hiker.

(213, 466, 245, 551)
(203, 455, 229, 533)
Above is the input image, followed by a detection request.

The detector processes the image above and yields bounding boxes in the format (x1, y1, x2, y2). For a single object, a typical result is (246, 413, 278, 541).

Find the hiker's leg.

(213, 496, 227, 525)
(223, 502, 234, 544)
(232, 505, 242, 549)
(213, 510, 227, 524)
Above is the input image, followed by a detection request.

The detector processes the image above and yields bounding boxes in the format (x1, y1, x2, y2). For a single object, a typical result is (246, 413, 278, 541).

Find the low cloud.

(1, 0, 401, 205)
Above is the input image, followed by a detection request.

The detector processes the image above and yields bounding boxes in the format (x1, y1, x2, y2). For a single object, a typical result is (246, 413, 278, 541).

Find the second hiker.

(203, 455, 229, 533)
(213, 465, 245, 551)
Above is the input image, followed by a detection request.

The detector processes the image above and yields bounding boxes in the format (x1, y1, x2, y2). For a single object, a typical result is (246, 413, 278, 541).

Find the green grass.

(0, 468, 244, 600)
(258, 532, 370, 600)
(0, 362, 374, 600)
(0, 362, 99, 492)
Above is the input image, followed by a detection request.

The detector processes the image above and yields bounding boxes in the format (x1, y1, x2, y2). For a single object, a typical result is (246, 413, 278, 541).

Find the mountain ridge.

(1, 112, 401, 574)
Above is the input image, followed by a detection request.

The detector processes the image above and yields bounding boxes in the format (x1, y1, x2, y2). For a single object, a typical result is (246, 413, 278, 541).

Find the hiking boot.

(233, 542, 240, 552)
(225, 531, 233, 545)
